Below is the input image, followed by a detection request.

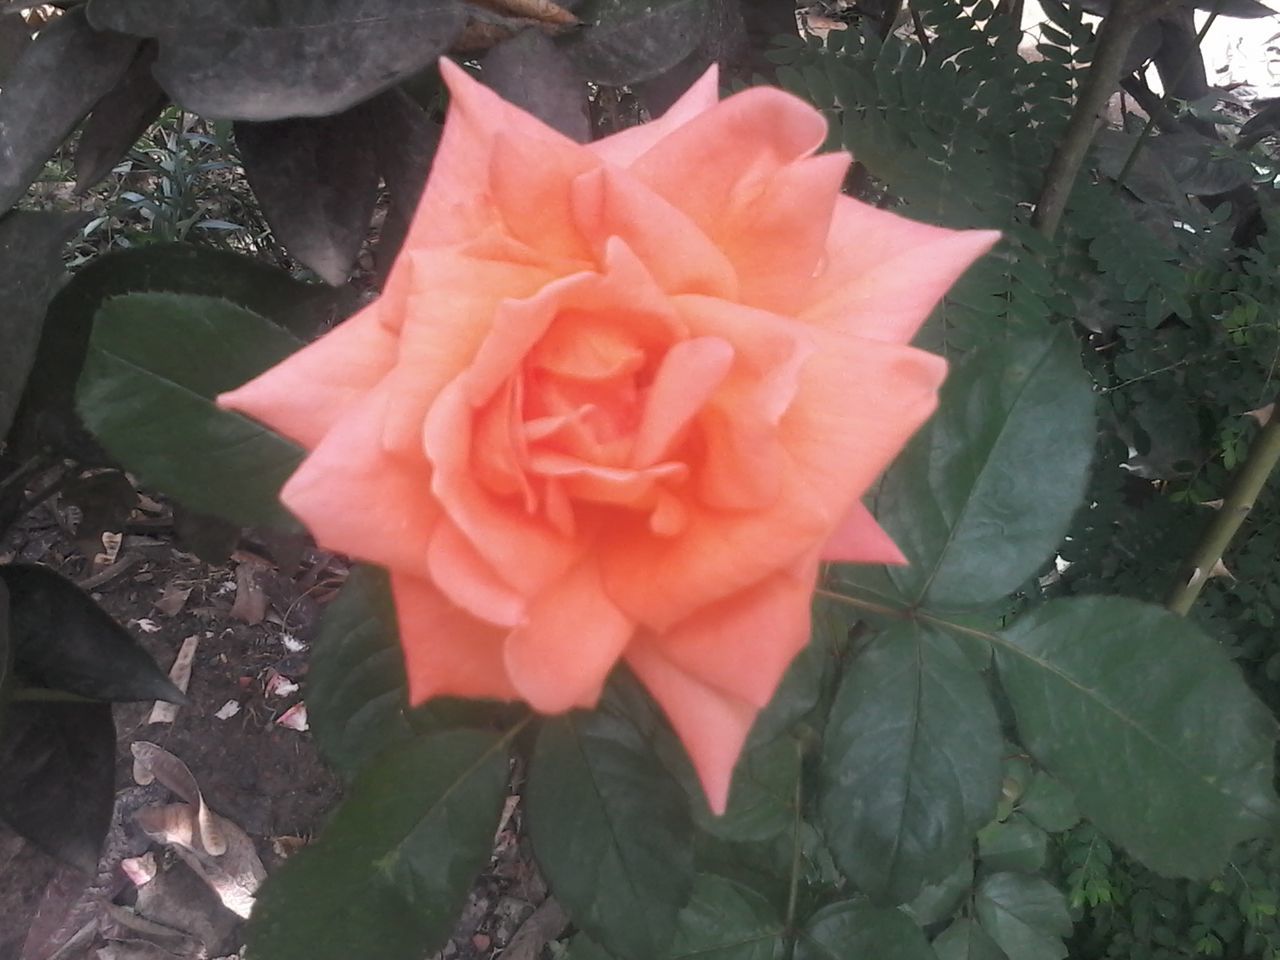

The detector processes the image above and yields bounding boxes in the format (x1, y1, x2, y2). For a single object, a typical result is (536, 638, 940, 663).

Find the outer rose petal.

(280, 382, 439, 577)
(626, 642, 758, 816)
(392, 572, 518, 703)
(504, 561, 635, 713)
(589, 65, 720, 168)
(801, 197, 1002, 344)
(426, 518, 527, 627)
(821, 500, 908, 565)
(216, 301, 398, 449)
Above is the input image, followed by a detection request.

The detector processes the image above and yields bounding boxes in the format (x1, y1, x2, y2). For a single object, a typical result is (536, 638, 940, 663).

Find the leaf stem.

(784, 737, 805, 940)
(1167, 412, 1280, 616)
(1031, 0, 1165, 239)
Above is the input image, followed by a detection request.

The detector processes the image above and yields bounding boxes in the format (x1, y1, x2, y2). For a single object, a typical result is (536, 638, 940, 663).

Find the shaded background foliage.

(4, 0, 1280, 958)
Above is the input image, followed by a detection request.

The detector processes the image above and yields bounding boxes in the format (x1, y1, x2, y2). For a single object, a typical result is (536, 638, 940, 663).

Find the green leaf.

(973, 873, 1070, 960)
(2, 564, 185, 704)
(246, 729, 509, 960)
(73, 42, 167, 192)
(527, 709, 695, 960)
(564, 934, 618, 960)
(669, 874, 786, 960)
(0, 7, 138, 210)
(89, 0, 468, 121)
(877, 328, 1095, 607)
(819, 622, 1001, 903)
(996, 596, 1280, 878)
(904, 856, 973, 927)
(0, 210, 86, 442)
(483, 30, 589, 142)
(0, 701, 115, 873)
(795, 901, 934, 960)
(1017, 772, 1079, 833)
(569, 0, 709, 85)
(976, 814, 1048, 874)
(692, 736, 798, 843)
(77, 292, 305, 530)
(307, 566, 414, 779)
(932, 917, 1007, 960)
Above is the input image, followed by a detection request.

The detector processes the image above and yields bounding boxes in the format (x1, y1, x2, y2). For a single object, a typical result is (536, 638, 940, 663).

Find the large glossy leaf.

(569, 0, 709, 85)
(77, 292, 305, 530)
(367, 89, 439, 279)
(877, 328, 1094, 607)
(819, 622, 1001, 903)
(235, 106, 380, 286)
(669, 874, 785, 960)
(932, 918, 1007, 960)
(13, 242, 341, 458)
(976, 813, 1049, 874)
(996, 596, 1279, 878)
(1, 564, 184, 703)
(89, 0, 468, 120)
(794, 901, 934, 960)
(0, 6, 138, 211)
(973, 872, 1070, 960)
(0, 210, 85, 442)
(246, 729, 509, 960)
(526, 708, 695, 960)
(0, 701, 115, 873)
(74, 40, 168, 191)
(483, 30, 589, 142)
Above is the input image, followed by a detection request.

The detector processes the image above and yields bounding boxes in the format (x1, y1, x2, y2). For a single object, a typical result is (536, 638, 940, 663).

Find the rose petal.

(821, 500, 907, 565)
(801, 198, 1001, 344)
(640, 566, 815, 708)
(504, 561, 634, 712)
(280, 383, 439, 577)
(590, 65, 720, 168)
(392, 572, 518, 703)
(629, 336, 736, 467)
(217, 302, 398, 449)
(427, 518, 527, 627)
(490, 130, 599, 265)
(626, 642, 758, 816)
(571, 167, 738, 299)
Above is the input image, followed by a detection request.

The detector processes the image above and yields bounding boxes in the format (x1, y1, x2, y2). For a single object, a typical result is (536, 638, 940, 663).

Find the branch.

(1167, 412, 1280, 616)
(1030, 0, 1157, 239)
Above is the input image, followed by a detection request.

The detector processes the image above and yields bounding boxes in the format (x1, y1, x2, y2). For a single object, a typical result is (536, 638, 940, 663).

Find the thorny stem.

(1031, 0, 1166, 239)
(1113, 0, 1224, 193)
(1167, 411, 1280, 616)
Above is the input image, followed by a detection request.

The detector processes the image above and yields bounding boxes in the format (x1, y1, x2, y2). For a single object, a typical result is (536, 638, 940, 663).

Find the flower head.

(218, 61, 998, 812)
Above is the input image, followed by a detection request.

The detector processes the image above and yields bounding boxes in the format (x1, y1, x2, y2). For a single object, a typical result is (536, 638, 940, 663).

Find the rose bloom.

(219, 60, 998, 812)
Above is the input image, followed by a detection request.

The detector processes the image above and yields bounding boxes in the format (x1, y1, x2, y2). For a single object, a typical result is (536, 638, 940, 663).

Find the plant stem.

(1167, 412, 1280, 616)
(784, 737, 804, 938)
(1031, 0, 1157, 239)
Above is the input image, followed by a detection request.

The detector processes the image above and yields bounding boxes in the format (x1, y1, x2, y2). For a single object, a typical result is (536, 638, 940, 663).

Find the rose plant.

(37, 16, 1280, 960)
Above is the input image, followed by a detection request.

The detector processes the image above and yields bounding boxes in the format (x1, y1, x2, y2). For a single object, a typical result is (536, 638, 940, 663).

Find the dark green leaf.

(0, 700, 115, 873)
(14, 242, 341, 458)
(2, 564, 184, 703)
(688, 735, 799, 843)
(89, 0, 468, 121)
(878, 328, 1095, 607)
(0, 6, 138, 210)
(932, 917, 1007, 960)
(973, 872, 1070, 960)
(307, 566, 414, 779)
(996, 596, 1279, 878)
(246, 729, 509, 960)
(235, 106, 380, 286)
(747, 602, 833, 746)
(669, 874, 785, 960)
(569, 0, 709, 85)
(483, 29, 589, 142)
(819, 622, 1001, 903)
(976, 814, 1048, 874)
(565, 934, 618, 960)
(74, 40, 167, 191)
(1017, 772, 1079, 833)
(77, 292, 305, 530)
(367, 89, 439, 281)
(527, 709, 695, 960)
(904, 856, 972, 927)
(795, 901, 934, 960)
(0, 210, 85, 442)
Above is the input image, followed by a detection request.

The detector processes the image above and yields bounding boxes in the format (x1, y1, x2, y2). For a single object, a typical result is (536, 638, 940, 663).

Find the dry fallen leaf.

(1246, 402, 1274, 427)
(275, 702, 308, 732)
(154, 583, 193, 617)
(213, 700, 240, 721)
(149, 634, 199, 725)
(229, 561, 269, 624)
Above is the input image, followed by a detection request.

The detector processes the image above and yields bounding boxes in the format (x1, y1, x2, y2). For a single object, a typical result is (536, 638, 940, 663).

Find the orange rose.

(218, 61, 998, 812)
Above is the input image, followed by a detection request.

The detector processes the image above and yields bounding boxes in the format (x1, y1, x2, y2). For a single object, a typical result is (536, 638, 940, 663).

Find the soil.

(0, 476, 563, 960)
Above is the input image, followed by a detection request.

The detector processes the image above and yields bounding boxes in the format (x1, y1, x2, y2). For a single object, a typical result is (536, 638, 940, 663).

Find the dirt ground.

(0, 477, 564, 960)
